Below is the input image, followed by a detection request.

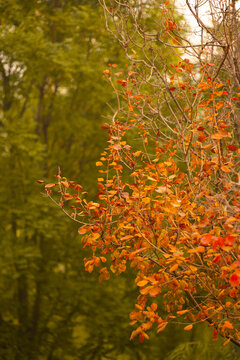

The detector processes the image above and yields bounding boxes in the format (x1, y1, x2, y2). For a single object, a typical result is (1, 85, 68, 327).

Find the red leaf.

(213, 255, 221, 263)
(212, 328, 218, 340)
(227, 144, 237, 151)
(198, 132, 207, 143)
(229, 289, 237, 298)
(37, 180, 45, 183)
(225, 235, 234, 246)
(117, 80, 127, 87)
(101, 123, 110, 131)
(139, 333, 144, 343)
(229, 273, 240, 287)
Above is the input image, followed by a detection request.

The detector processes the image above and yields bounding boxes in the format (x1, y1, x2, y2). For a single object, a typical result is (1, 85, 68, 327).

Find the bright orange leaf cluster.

(41, 0, 240, 348)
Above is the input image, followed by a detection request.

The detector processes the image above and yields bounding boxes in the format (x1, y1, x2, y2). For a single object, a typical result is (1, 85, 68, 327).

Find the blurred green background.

(0, 0, 239, 359)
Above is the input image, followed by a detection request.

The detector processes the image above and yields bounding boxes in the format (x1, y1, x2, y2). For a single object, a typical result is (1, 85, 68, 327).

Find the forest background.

(0, 0, 239, 359)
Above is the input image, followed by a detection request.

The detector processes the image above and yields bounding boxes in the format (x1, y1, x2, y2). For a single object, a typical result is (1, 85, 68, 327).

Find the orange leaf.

(45, 183, 56, 188)
(151, 303, 158, 311)
(113, 144, 121, 150)
(149, 287, 160, 297)
(223, 320, 234, 329)
(92, 233, 101, 240)
(169, 264, 178, 272)
(155, 186, 168, 194)
(140, 285, 154, 295)
(142, 197, 151, 204)
(184, 324, 193, 331)
(201, 233, 212, 246)
(188, 246, 205, 254)
(223, 338, 231, 346)
(114, 72, 123, 77)
(137, 279, 149, 287)
(134, 151, 142, 157)
(61, 181, 69, 188)
(221, 165, 231, 173)
(177, 309, 189, 316)
(75, 184, 83, 191)
(96, 161, 103, 166)
(157, 322, 168, 333)
(211, 133, 224, 140)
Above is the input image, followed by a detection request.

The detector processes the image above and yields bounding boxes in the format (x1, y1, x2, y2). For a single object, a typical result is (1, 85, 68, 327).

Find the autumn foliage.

(41, 0, 240, 348)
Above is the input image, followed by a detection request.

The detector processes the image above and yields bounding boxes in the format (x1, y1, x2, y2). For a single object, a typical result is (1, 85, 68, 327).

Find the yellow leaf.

(92, 233, 101, 240)
(78, 226, 88, 234)
(96, 162, 103, 166)
(134, 151, 142, 157)
(142, 197, 151, 204)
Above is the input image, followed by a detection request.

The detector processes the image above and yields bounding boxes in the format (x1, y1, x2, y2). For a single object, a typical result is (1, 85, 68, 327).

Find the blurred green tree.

(0, 1, 133, 358)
